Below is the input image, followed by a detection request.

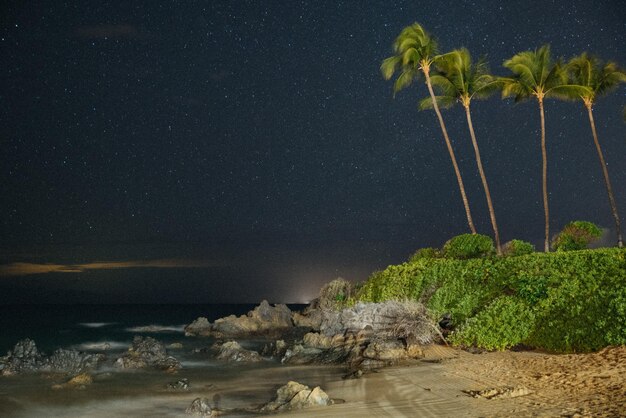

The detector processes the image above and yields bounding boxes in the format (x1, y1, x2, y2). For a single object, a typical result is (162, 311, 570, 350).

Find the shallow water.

(0, 361, 346, 417)
(0, 303, 343, 417)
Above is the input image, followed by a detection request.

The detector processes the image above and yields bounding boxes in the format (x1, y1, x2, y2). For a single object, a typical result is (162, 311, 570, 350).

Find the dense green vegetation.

(357, 247, 626, 353)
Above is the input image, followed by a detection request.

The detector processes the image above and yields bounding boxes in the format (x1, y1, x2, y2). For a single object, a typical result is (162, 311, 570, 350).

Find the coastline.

(279, 345, 626, 418)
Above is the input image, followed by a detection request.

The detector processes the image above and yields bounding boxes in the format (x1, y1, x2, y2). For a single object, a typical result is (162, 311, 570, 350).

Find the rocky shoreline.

(0, 298, 441, 416)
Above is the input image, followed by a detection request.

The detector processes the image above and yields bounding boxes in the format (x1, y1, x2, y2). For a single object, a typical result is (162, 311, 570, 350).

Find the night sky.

(1, 1, 625, 304)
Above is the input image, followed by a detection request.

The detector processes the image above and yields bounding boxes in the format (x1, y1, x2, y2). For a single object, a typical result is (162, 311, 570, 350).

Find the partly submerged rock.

(167, 378, 190, 390)
(215, 341, 262, 363)
(115, 336, 181, 371)
(43, 348, 105, 376)
(185, 301, 294, 338)
(1, 339, 103, 377)
(51, 373, 93, 390)
(261, 381, 332, 412)
(1, 339, 45, 375)
(186, 397, 214, 417)
(184, 317, 211, 337)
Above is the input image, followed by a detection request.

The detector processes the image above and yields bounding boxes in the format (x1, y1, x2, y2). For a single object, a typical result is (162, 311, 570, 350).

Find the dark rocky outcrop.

(185, 300, 294, 338)
(115, 336, 181, 371)
(260, 381, 332, 412)
(1, 339, 45, 375)
(1, 339, 104, 376)
(43, 348, 105, 375)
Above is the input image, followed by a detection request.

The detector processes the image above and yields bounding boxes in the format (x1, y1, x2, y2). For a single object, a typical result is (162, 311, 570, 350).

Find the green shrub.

(355, 247, 626, 353)
(551, 220, 602, 251)
(408, 247, 442, 263)
(502, 239, 535, 257)
(443, 233, 494, 259)
(450, 296, 535, 351)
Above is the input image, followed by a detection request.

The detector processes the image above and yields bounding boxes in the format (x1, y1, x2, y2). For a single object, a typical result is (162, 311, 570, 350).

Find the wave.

(125, 324, 185, 333)
(78, 322, 116, 328)
(75, 341, 129, 351)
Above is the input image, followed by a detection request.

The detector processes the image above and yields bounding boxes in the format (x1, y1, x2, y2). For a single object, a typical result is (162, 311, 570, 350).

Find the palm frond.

(418, 95, 457, 110)
(566, 53, 626, 103)
(381, 23, 438, 95)
(546, 84, 592, 101)
(380, 56, 401, 80)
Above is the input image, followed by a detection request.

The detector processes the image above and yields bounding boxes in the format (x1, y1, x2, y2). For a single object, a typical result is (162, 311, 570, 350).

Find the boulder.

(43, 348, 105, 376)
(215, 341, 262, 363)
(184, 317, 211, 337)
(115, 336, 181, 371)
(52, 373, 93, 390)
(362, 339, 408, 361)
(167, 378, 190, 390)
(261, 381, 332, 412)
(1, 339, 106, 377)
(1, 339, 45, 375)
(185, 301, 294, 338)
(186, 397, 214, 417)
(211, 300, 293, 338)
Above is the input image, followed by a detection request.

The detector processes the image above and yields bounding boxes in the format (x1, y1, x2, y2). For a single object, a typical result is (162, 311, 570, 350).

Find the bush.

(502, 239, 535, 257)
(355, 247, 626, 352)
(408, 247, 442, 263)
(450, 296, 535, 351)
(551, 220, 602, 251)
(442, 233, 494, 259)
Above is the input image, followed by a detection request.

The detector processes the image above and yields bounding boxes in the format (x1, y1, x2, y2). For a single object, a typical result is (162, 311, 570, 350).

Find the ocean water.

(0, 304, 265, 354)
(0, 304, 345, 417)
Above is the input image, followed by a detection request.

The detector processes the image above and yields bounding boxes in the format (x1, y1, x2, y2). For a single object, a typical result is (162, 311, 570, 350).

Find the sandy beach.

(279, 345, 626, 418)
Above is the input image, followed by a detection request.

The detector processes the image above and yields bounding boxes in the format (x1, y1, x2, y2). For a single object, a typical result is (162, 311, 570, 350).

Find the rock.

(215, 341, 262, 363)
(184, 317, 211, 337)
(115, 336, 181, 371)
(167, 378, 189, 390)
(362, 339, 408, 362)
(292, 310, 323, 330)
(211, 300, 293, 338)
(186, 397, 213, 417)
(52, 373, 93, 390)
(261, 339, 288, 358)
(43, 348, 105, 375)
(1, 339, 45, 375)
(168, 342, 183, 349)
(261, 381, 332, 412)
(185, 301, 294, 338)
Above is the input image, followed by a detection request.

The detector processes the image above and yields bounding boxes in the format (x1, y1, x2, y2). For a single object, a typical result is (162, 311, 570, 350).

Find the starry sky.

(1, 0, 625, 304)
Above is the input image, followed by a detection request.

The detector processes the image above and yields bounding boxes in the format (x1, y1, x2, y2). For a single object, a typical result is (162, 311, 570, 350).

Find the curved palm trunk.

(464, 104, 501, 254)
(586, 104, 623, 248)
(423, 65, 476, 234)
(538, 98, 550, 252)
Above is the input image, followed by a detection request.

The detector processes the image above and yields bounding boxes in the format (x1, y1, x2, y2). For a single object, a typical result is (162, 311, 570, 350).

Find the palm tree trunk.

(586, 104, 623, 248)
(464, 104, 501, 254)
(423, 66, 476, 234)
(539, 98, 550, 252)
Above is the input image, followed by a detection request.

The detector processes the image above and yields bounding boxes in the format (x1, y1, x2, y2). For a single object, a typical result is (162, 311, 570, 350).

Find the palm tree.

(420, 48, 503, 254)
(381, 23, 476, 234)
(501, 45, 589, 252)
(566, 53, 626, 248)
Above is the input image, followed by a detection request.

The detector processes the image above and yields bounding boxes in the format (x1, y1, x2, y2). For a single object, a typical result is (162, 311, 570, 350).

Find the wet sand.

(2, 345, 624, 417)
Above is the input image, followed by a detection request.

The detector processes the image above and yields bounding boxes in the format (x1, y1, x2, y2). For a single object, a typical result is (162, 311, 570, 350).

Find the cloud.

(0, 259, 215, 277)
